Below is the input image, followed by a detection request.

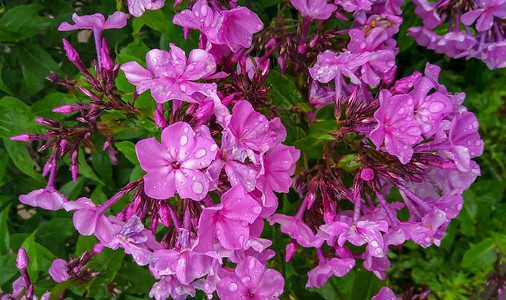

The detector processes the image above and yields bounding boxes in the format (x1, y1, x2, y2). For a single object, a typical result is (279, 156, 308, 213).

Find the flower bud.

(62, 39, 80, 62)
(16, 248, 29, 270)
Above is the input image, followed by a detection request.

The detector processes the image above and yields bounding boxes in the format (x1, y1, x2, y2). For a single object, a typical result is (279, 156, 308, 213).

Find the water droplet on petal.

(371, 240, 379, 248)
(429, 101, 445, 113)
(248, 259, 256, 270)
(184, 127, 189, 133)
(227, 283, 238, 292)
(179, 135, 188, 146)
(180, 85, 187, 92)
(194, 149, 206, 158)
(374, 248, 383, 256)
(210, 144, 218, 151)
(397, 107, 405, 115)
(193, 182, 204, 194)
(472, 121, 479, 128)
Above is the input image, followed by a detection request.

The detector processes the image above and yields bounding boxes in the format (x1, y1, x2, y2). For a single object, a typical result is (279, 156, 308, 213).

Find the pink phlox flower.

(194, 185, 262, 252)
(482, 41, 506, 69)
(269, 214, 324, 248)
(338, 0, 373, 12)
(409, 76, 453, 137)
(461, 0, 506, 32)
(363, 254, 390, 279)
(127, 0, 166, 17)
(407, 26, 439, 50)
(216, 256, 284, 300)
(306, 256, 355, 288)
(255, 144, 300, 213)
(63, 197, 118, 243)
(318, 220, 350, 246)
(150, 248, 212, 284)
(222, 100, 287, 158)
(19, 187, 67, 211)
(121, 44, 218, 104)
(309, 50, 370, 84)
(217, 6, 263, 52)
(347, 28, 396, 87)
(109, 216, 162, 266)
(372, 287, 402, 300)
(290, 0, 338, 19)
(370, 89, 422, 164)
(149, 275, 196, 300)
(58, 11, 128, 32)
(173, 1, 263, 52)
(413, 0, 442, 29)
(229, 238, 276, 265)
(135, 122, 218, 201)
(173, 0, 221, 41)
(434, 32, 478, 58)
(340, 219, 389, 258)
(309, 81, 335, 108)
(390, 71, 422, 94)
(445, 111, 484, 172)
(49, 259, 70, 283)
(224, 159, 259, 192)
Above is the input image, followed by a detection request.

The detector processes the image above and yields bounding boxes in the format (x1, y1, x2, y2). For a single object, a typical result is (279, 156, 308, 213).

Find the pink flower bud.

(52, 104, 80, 114)
(154, 107, 167, 128)
(360, 168, 375, 181)
(285, 240, 297, 262)
(16, 248, 29, 269)
(11, 134, 37, 142)
(62, 39, 80, 62)
(100, 38, 113, 71)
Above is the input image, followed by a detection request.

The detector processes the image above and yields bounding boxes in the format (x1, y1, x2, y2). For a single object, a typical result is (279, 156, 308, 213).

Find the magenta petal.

(174, 168, 209, 201)
(161, 122, 196, 161)
(143, 168, 176, 199)
(120, 61, 154, 94)
(135, 137, 172, 171)
(73, 209, 98, 236)
(194, 207, 220, 253)
(216, 276, 247, 300)
(49, 259, 70, 282)
(215, 217, 250, 249)
(235, 256, 266, 287)
(103, 11, 128, 29)
(183, 49, 217, 80)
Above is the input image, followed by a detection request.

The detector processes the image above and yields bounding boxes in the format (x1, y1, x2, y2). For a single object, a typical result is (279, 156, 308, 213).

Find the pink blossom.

(127, 0, 166, 17)
(216, 7, 263, 52)
(461, 0, 506, 32)
(216, 256, 284, 300)
(370, 89, 422, 164)
(446, 112, 484, 172)
(151, 249, 212, 285)
(291, 0, 338, 19)
(121, 44, 218, 104)
(306, 257, 355, 288)
(149, 275, 195, 300)
(269, 214, 324, 248)
(135, 122, 218, 200)
(49, 259, 70, 283)
(194, 185, 262, 252)
(256, 144, 300, 213)
(372, 286, 401, 300)
(58, 11, 128, 32)
(63, 197, 118, 243)
(19, 187, 66, 211)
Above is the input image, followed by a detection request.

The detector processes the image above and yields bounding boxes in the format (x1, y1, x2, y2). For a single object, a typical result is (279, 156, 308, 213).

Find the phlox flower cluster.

(409, 0, 506, 69)
(8, 0, 486, 299)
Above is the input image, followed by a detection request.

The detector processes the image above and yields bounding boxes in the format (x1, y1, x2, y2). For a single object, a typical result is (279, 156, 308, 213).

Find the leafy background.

(0, 0, 505, 299)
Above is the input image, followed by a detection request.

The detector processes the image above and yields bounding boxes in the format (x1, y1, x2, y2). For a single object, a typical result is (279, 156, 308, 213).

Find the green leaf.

(77, 151, 104, 185)
(294, 136, 325, 160)
(0, 205, 10, 255)
(470, 180, 505, 204)
(308, 120, 338, 141)
(0, 255, 17, 285)
(115, 141, 139, 165)
(59, 177, 86, 200)
(0, 150, 10, 186)
(21, 232, 56, 282)
(20, 43, 61, 94)
(350, 268, 385, 300)
(266, 70, 306, 108)
(116, 39, 150, 65)
(0, 96, 42, 137)
(337, 154, 361, 172)
(35, 218, 75, 257)
(3, 139, 44, 183)
(31, 93, 77, 120)
(135, 9, 172, 35)
(0, 65, 14, 95)
(461, 238, 497, 269)
(0, 5, 50, 41)
(86, 248, 126, 299)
